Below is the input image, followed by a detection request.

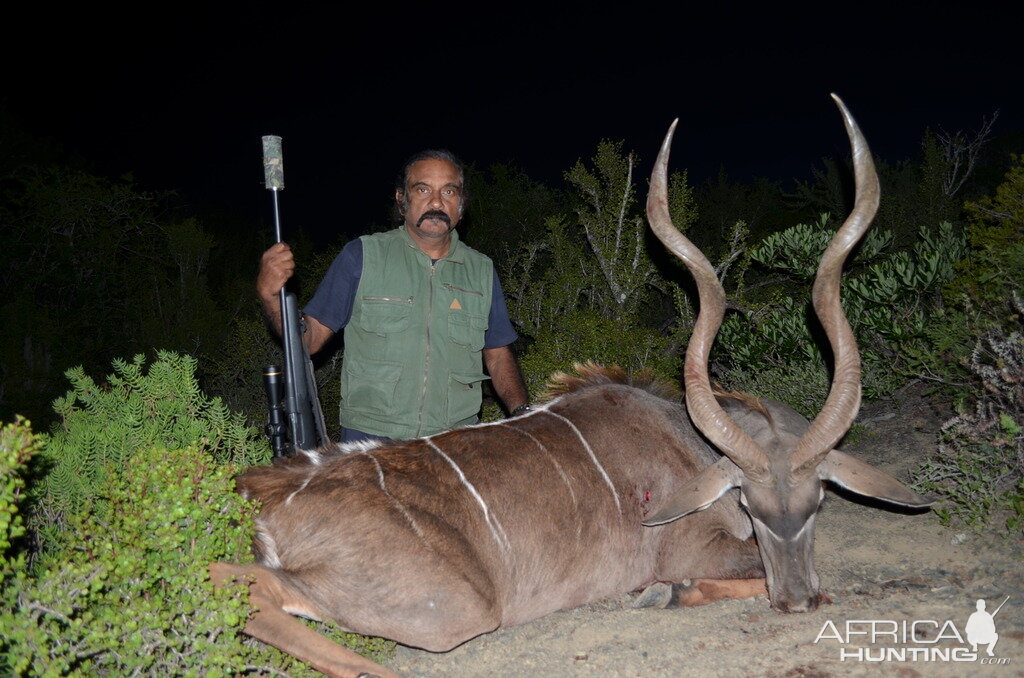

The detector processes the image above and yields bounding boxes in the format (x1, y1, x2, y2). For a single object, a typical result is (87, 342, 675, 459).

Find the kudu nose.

(771, 593, 821, 614)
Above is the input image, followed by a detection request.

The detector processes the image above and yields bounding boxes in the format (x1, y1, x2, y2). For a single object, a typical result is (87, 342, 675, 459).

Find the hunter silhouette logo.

(966, 596, 1008, 657)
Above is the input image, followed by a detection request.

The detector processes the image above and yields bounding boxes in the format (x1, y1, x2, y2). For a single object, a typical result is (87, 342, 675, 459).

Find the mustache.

(417, 210, 452, 227)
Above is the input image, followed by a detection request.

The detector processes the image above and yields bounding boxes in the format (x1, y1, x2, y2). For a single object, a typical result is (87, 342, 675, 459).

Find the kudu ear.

(818, 450, 934, 508)
(643, 457, 743, 526)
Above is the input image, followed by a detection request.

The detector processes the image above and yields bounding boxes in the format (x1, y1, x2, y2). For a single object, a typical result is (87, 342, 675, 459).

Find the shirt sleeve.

(303, 239, 363, 332)
(484, 268, 519, 349)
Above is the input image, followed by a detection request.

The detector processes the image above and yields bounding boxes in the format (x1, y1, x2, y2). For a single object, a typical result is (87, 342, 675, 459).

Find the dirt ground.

(388, 390, 1024, 677)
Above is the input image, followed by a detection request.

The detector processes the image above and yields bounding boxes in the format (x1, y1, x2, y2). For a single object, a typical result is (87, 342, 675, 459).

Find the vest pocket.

(447, 311, 487, 351)
(358, 297, 413, 335)
(447, 371, 490, 422)
(342, 360, 402, 415)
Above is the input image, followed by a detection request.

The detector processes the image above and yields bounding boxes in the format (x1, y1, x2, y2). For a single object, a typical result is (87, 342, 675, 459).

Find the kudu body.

(211, 96, 932, 678)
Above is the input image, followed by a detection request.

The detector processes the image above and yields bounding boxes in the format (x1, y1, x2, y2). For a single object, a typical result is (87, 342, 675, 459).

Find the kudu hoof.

(633, 581, 675, 609)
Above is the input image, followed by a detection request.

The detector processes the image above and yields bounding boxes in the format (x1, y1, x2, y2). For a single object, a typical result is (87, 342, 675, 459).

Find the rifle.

(261, 135, 328, 456)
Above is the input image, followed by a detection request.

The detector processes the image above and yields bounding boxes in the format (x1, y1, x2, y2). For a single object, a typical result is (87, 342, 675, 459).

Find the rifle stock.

(280, 291, 320, 450)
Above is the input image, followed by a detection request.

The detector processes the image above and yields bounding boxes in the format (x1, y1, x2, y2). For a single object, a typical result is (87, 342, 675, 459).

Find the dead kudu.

(211, 96, 933, 678)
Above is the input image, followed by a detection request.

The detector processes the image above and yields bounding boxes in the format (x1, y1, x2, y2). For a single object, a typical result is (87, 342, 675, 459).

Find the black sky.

(5, 5, 1020, 243)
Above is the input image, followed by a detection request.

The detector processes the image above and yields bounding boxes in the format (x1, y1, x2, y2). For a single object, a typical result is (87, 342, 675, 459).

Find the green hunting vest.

(341, 227, 494, 438)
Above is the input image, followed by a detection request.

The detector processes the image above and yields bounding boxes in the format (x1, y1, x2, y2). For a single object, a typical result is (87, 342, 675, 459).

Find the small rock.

(864, 412, 897, 425)
(574, 652, 588, 661)
(951, 532, 970, 545)
(854, 583, 883, 597)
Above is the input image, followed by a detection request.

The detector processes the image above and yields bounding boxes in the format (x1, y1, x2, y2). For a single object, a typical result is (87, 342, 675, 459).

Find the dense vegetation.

(1, 356, 393, 675)
(1, 109, 1021, 674)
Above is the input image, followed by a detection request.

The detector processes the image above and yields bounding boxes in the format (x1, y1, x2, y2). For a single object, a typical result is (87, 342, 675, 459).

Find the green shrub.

(2, 444, 262, 676)
(501, 141, 694, 401)
(913, 298, 1024, 531)
(6, 441, 393, 676)
(908, 157, 1024, 532)
(959, 154, 1024, 308)
(31, 351, 269, 556)
(1, 419, 39, 592)
(716, 215, 964, 410)
(201, 314, 284, 430)
(519, 309, 681, 398)
(3, 356, 394, 675)
(909, 155, 1024, 392)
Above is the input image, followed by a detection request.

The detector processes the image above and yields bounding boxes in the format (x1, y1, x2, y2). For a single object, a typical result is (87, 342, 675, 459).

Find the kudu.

(211, 95, 932, 678)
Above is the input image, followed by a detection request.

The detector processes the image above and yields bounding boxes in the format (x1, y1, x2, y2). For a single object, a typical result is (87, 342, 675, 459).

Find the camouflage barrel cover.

(262, 135, 284, 190)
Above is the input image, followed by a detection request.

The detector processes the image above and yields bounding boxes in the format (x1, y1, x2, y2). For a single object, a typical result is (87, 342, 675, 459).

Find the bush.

(913, 298, 1024, 531)
(2, 443, 266, 676)
(910, 157, 1024, 532)
(715, 215, 965, 412)
(519, 310, 681, 398)
(1, 419, 39, 592)
(498, 142, 695, 403)
(3, 355, 394, 676)
(909, 155, 1024, 392)
(31, 351, 268, 557)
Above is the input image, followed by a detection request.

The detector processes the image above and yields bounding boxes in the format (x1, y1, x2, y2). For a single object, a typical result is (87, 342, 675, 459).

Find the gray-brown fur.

(235, 374, 763, 652)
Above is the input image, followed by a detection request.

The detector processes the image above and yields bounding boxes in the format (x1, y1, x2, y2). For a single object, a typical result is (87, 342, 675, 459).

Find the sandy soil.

(388, 391, 1024, 677)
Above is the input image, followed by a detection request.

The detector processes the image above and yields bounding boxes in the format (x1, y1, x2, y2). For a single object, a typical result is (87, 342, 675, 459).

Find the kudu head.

(643, 95, 933, 612)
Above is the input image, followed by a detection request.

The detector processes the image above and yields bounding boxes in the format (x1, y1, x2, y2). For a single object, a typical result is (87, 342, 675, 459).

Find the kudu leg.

(635, 577, 767, 609)
(210, 562, 400, 678)
(671, 578, 767, 607)
(640, 526, 767, 608)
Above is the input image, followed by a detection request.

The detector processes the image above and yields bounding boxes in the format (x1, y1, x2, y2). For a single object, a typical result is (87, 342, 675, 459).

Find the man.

(257, 149, 529, 443)
(965, 598, 1000, 657)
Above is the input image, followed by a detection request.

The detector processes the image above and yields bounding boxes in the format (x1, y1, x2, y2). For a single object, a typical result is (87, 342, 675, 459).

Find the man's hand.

(256, 242, 334, 355)
(257, 242, 295, 336)
(257, 242, 295, 303)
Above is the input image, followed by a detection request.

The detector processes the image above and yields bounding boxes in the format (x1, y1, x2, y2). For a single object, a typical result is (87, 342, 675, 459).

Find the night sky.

(5, 6, 1020, 244)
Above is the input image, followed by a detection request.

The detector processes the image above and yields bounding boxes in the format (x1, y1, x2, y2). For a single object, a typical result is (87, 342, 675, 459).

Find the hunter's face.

(398, 159, 464, 240)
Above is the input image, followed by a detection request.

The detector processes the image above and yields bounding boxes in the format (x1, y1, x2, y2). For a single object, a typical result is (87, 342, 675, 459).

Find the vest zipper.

(442, 283, 483, 296)
(416, 263, 436, 436)
(361, 296, 414, 303)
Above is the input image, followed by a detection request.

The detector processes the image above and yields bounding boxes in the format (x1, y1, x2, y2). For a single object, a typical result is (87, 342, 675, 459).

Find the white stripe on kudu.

(284, 472, 314, 506)
(360, 451, 427, 541)
(425, 439, 511, 553)
(500, 422, 579, 512)
(543, 410, 622, 515)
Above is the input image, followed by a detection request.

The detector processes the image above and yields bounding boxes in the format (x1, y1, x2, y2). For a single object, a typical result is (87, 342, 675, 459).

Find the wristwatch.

(510, 403, 533, 417)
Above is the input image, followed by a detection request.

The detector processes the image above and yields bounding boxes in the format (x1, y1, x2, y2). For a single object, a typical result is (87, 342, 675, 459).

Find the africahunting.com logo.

(814, 596, 1011, 664)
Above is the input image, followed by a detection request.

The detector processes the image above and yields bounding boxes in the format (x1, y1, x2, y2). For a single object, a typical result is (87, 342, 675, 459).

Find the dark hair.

(394, 149, 468, 220)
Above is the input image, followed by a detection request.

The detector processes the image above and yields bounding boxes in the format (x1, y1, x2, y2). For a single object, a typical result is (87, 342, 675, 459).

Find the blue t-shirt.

(304, 238, 518, 349)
